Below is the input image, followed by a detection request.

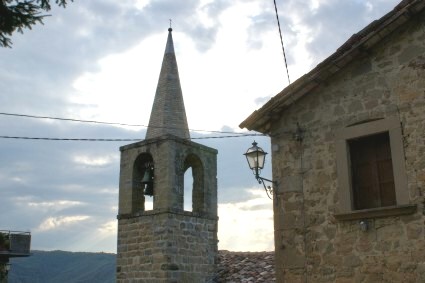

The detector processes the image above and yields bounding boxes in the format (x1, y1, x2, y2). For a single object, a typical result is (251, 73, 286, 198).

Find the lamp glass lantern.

(244, 141, 267, 180)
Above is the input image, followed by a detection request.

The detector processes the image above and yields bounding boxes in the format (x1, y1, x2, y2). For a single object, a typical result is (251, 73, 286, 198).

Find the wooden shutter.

(349, 132, 396, 210)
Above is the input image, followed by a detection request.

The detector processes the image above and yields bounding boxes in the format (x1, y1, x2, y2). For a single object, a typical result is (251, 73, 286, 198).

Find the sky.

(0, 0, 401, 253)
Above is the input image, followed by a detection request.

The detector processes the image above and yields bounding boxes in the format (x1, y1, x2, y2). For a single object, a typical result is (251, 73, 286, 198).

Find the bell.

(141, 169, 152, 183)
(141, 169, 154, 196)
(143, 183, 154, 196)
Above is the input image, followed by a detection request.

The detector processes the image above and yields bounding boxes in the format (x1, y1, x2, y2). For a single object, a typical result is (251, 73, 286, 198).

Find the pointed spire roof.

(146, 28, 190, 140)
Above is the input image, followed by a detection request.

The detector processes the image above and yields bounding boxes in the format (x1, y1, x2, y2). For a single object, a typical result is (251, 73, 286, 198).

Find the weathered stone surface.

(145, 29, 190, 140)
(267, 3, 425, 282)
(117, 29, 218, 281)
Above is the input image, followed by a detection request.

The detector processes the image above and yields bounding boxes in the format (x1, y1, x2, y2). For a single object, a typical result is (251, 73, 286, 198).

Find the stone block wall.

(117, 210, 218, 283)
(270, 10, 425, 282)
(117, 135, 218, 282)
(118, 136, 217, 216)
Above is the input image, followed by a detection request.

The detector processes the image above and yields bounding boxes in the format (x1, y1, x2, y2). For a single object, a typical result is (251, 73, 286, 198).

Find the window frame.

(349, 131, 396, 210)
(335, 116, 410, 217)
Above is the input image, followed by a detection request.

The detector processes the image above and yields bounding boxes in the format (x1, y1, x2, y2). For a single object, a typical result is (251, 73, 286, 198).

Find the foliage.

(0, 233, 10, 250)
(0, 0, 72, 47)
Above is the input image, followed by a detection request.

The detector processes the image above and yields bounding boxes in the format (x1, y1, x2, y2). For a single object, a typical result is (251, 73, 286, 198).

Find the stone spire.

(145, 28, 190, 140)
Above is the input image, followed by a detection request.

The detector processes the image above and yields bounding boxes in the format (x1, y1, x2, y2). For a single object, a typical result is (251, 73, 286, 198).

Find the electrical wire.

(0, 133, 264, 142)
(0, 112, 246, 135)
(0, 111, 265, 142)
(273, 0, 291, 85)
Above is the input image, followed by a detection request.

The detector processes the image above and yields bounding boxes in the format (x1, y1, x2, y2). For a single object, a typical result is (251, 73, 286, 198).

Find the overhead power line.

(0, 134, 264, 142)
(0, 112, 266, 142)
(0, 112, 247, 135)
(273, 0, 291, 85)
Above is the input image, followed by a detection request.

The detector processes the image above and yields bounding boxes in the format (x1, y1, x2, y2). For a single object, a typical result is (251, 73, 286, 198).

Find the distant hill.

(8, 250, 116, 283)
(7, 250, 275, 282)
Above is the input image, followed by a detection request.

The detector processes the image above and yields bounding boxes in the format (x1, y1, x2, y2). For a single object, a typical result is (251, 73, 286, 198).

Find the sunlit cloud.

(218, 188, 274, 252)
(73, 154, 118, 167)
(28, 200, 85, 208)
(98, 220, 117, 235)
(70, 34, 163, 126)
(98, 188, 119, 195)
(134, 0, 151, 10)
(145, 199, 153, 210)
(36, 215, 91, 232)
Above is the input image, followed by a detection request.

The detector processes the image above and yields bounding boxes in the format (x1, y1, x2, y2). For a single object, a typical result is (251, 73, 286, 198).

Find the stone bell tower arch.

(116, 28, 218, 282)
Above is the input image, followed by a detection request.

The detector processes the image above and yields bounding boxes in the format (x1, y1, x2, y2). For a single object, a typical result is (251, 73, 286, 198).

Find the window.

(349, 132, 396, 210)
(335, 117, 413, 218)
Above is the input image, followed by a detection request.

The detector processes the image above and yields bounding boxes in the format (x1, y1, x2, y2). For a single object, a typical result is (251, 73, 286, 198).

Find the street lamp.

(244, 141, 277, 199)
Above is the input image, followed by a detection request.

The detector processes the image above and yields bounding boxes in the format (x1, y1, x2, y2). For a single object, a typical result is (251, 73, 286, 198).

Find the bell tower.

(116, 28, 218, 282)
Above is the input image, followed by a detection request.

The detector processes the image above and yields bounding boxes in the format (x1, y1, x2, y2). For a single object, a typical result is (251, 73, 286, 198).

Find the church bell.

(141, 166, 154, 196)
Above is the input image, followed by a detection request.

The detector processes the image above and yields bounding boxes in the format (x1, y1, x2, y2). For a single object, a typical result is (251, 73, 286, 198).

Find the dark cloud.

(0, 117, 137, 246)
(0, 113, 270, 251)
(278, 0, 401, 67)
(0, 0, 238, 125)
(141, 0, 227, 52)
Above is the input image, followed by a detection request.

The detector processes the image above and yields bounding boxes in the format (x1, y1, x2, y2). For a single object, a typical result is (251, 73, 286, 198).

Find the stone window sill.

(334, 204, 417, 221)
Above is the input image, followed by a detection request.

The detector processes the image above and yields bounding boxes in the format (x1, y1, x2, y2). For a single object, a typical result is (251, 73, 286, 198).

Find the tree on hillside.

(0, 0, 72, 47)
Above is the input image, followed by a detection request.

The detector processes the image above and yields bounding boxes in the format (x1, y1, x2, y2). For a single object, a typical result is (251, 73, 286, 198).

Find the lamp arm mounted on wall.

(256, 176, 276, 200)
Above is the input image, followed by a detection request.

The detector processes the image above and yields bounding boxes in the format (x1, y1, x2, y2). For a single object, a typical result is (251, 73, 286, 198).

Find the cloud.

(28, 200, 85, 209)
(0, 114, 271, 251)
(36, 215, 91, 232)
(218, 189, 274, 251)
(97, 220, 117, 235)
(277, 0, 401, 69)
(0, 0, 404, 253)
(73, 154, 117, 167)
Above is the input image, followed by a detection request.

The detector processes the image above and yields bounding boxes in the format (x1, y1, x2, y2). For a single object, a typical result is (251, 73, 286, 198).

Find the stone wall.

(117, 135, 218, 282)
(270, 10, 425, 282)
(118, 135, 218, 216)
(117, 210, 218, 283)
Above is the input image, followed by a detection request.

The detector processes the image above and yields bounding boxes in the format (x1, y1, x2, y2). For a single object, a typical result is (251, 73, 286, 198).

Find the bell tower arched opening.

(183, 154, 204, 214)
(184, 167, 193, 211)
(133, 153, 154, 212)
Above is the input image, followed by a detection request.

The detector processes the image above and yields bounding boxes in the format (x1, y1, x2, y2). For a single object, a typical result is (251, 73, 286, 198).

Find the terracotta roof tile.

(215, 250, 275, 282)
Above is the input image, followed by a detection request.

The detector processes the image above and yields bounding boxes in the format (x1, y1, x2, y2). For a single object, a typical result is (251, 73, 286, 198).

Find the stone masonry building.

(241, 0, 425, 282)
(117, 28, 218, 283)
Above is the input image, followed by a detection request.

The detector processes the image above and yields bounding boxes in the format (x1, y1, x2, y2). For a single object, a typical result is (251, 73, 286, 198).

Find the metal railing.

(0, 230, 31, 258)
